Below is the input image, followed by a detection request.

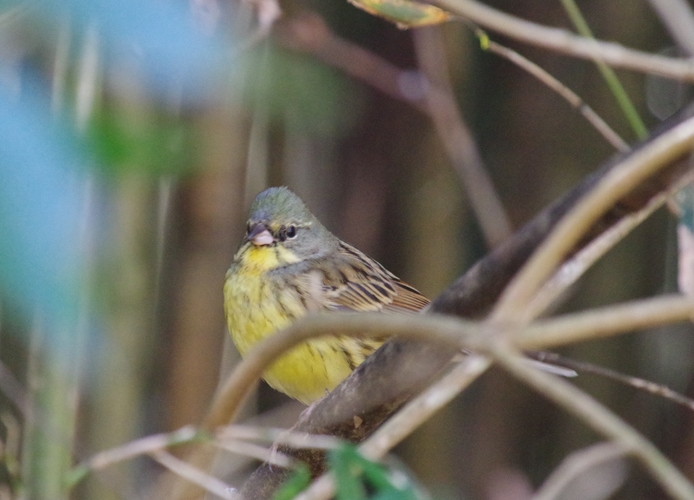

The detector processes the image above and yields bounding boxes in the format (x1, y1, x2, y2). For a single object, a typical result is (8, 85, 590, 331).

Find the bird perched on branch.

(224, 187, 429, 404)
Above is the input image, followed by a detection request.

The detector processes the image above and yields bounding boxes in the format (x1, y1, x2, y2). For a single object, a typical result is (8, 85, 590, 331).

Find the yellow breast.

(223, 244, 357, 404)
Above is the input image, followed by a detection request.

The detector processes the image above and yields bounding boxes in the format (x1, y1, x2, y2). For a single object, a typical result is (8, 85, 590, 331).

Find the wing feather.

(317, 242, 430, 313)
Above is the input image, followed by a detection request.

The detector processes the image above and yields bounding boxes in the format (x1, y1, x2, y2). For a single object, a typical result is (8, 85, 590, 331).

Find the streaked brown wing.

(316, 241, 429, 314)
(386, 279, 431, 313)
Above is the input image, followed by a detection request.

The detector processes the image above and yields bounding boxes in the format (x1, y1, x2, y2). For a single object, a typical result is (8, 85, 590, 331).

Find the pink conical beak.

(248, 223, 274, 246)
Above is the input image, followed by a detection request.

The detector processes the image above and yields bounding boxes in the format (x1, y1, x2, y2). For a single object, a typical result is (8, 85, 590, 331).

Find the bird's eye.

(246, 221, 252, 234)
(286, 225, 297, 239)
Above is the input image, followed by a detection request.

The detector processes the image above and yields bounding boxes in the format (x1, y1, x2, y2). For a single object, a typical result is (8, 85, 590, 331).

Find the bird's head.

(238, 187, 338, 266)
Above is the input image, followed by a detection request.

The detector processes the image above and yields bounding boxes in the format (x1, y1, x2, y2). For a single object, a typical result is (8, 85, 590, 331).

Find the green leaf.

(331, 445, 367, 500)
(559, 0, 647, 140)
(272, 465, 311, 500)
(328, 445, 424, 500)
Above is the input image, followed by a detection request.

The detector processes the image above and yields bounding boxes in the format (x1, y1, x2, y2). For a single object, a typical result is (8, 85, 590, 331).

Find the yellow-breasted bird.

(224, 187, 430, 404)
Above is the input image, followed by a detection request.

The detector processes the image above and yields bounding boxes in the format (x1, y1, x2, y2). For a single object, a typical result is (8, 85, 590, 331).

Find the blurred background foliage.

(0, 0, 693, 499)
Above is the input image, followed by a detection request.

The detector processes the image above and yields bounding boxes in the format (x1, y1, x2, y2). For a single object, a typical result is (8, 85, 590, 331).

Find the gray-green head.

(243, 187, 338, 259)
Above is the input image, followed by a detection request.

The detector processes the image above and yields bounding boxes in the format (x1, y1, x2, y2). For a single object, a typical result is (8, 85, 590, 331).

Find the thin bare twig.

(477, 31, 629, 153)
(230, 295, 690, 500)
(214, 440, 293, 469)
(75, 426, 201, 475)
(216, 426, 342, 450)
(526, 204, 660, 317)
(293, 355, 493, 500)
(150, 450, 238, 500)
(297, 359, 492, 498)
(492, 116, 694, 321)
(492, 345, 694, 500)
(432, 0, 694, 82)
(528, 352, 694, 413)
(359, 355, 490, 460)
(279, 13, 424, 109)
(213, 425, 343, 470)
(293, 293, 694, 500)
(215, 291, 694, 424)
(526, 167, 694, 317)
(70, 423, 343, 487)
(204, 293, 694, 432)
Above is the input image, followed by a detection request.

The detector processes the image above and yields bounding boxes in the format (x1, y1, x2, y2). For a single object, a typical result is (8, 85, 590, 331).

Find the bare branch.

(492, 115, 694, 322)
(202, 313, 482, 430)
(518, 294, 694, 349)
(79, 426, 200, 473)
(525, 179, 675, 317)
(279, 14, 418, 108)
(492, 345, 694, 500)
(214, 440, 293, 469)
(200, 293, 693, 440)
(528, 352, 694, 413)
(648, 0, 694, 56)
(294, 355, 492, 500)
(358, 355, 490, 460)
(150, 450, 238, 500)
(235, 293, 694, 498)
(216, 426, 343, 451)
(479, 33, 629, 153)
(432, 0, 694, 82)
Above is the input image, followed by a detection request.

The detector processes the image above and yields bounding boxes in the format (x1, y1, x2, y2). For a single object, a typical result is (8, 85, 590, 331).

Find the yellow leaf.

(347, 0, 451, 28)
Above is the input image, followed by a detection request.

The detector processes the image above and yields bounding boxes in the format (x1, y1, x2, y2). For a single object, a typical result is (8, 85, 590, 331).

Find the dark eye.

(286, 225, 297, 239)
(246, 221, 252, 234)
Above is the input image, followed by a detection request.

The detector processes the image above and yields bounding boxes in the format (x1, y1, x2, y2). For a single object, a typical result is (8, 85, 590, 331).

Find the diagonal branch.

(491, 114, 694, 321)
(478, 33, 629, 153)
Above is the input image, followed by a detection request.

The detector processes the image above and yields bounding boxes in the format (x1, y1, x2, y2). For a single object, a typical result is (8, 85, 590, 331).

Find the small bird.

(224, 187, 430, 404)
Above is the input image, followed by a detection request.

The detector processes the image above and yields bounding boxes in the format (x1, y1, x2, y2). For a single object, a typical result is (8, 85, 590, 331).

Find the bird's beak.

(247, 223, 275, 246)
